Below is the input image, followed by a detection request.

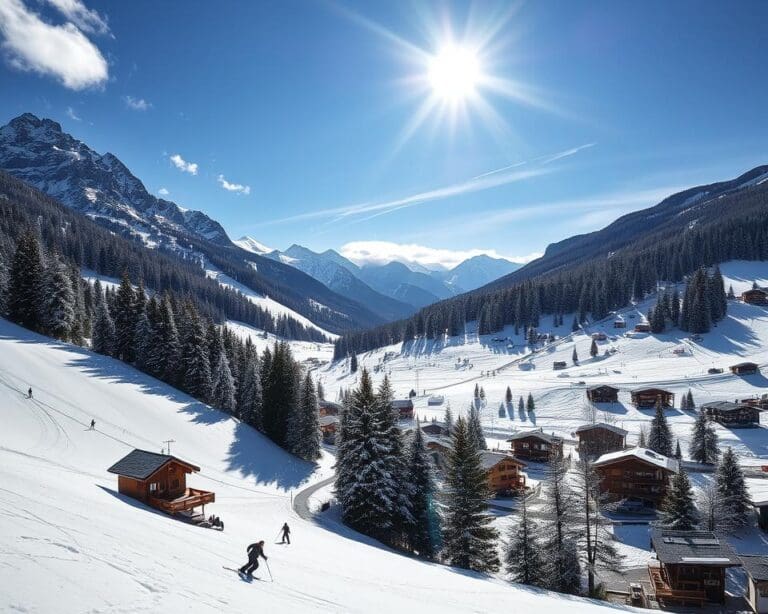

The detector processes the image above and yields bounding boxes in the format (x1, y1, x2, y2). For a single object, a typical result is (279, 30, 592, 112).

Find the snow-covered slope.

(0, 319, 622, 613)
(234, 236, 274, 255)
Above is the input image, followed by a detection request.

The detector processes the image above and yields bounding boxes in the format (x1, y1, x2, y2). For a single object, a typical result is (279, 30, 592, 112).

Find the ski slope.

(0, 318, 623, 613)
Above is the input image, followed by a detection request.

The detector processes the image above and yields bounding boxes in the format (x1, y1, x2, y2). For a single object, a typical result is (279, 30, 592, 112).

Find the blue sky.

(1, 0, 767, 268)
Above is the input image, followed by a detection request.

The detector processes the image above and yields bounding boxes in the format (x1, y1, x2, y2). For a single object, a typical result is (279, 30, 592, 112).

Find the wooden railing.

(648, 566, 706, 605)
(150, 488, 215, 514)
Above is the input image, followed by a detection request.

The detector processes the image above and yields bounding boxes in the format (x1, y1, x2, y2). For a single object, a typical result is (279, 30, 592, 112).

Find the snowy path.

(293, 476, 335, 520)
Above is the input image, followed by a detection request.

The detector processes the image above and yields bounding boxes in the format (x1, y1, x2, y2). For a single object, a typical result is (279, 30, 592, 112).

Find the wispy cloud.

(473, 143, 595, 179)
(44, 0, 109, 36)
(217, 174, 250, 195)
(124, 95, 151, 111)
(157, 187, 169, 196)
(0, 0, 109, 90)
(65, 105, 80, 121)
(169, 154, 198, 175)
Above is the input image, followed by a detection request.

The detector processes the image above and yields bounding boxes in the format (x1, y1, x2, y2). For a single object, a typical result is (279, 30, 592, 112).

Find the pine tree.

(686, 389, 695, 410)
(113, 271, 137, 362)
(212, 344, 237, 413)
(572, 346, 579, 364)
(179, 307, 212, 403)
(660, 469, 699, 530)
(287, 372, 321, 461)
(727, 285, 735, 300)
(238, 349, 263, 430)
(505, 492, 543, 586)
(674, 439, 682, 460)
(407, 423, 437, 558)
(467, 405, 487, 450)
(317, 380, 325, 400)
(147, 293, 180, 384)
(444, 403, 454, 435)
(526, 393, 535, 412)
(505, 386, 513, 405)
(715, 447, 751, 531)
(350, 353, 358, 373)
(689, 412, 719, 464)
(441, 417, 499, 572)
(518, 396, 525, 413)
(91, 299, 115, 356)
(8, 231, 44, 329)
(647, 401, 673, 457)
(590, 338, 598, 358)
(42, 254, 75, 340)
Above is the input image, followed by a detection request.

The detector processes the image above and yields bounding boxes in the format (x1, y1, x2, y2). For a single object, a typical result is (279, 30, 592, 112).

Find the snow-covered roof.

(479, 451, 526, 470)
(574, 422, 628, 437)
(507, 429, 562, 444)
(586, 384, 620, 392)
(701, 400, 755, 413)
(319, 415, 339, 427)
(592, 447, 678, 473)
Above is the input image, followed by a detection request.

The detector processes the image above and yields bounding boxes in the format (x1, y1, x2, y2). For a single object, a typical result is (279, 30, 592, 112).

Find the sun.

(427, 44, 482, 102)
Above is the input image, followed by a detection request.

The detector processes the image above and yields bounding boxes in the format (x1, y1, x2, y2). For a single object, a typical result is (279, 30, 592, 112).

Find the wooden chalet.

(741, 555, 768, 614)
(507, 429, 563, 461)
(319, 415, 340, 443)
(634, 322, 652, 333)
(318, 400, 342, 417)
(613, 319, 627, 329)
(630, 387, 674, 409)
(553, 361, 567, 370)
(586, 384, 619, 403)
(392, 399, 414, 419)
(754, 499, 768, 532)
(731, 361, 760, 376)
(421, 421, 448, 436)
(591, 332, 607, 341)
(592, 447, 678, 508)
(742, 288, 768, 305)
(701, 401, 761, 428)
(574, 422, 627, 458)
(741, 395, 768, 410)
(479, 451, 526, 495)
(107, 449, 214, 515)
(649, 529, 741, 605)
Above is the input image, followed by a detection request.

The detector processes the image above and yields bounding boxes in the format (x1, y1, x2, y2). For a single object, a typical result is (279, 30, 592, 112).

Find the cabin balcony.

(149, 488, 215, 514)
(648, 564, 706, 606)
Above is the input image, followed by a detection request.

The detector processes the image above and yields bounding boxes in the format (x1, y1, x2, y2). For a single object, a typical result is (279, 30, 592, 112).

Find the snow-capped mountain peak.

(234, 235, 274, 254)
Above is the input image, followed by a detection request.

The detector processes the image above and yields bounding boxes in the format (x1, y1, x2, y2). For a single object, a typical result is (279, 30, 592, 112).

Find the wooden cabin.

(107, 449, 214, 515)
(480, 451, 526, 495)
(592, 447, 678, 508)
(731, 362, 760, 376)
(754, 499, 768, 532)
(741, 395, 768, 410)
(586, 384, 620, 403)
(634, 323, 652, 333)
(574, 423, 627, 458)
(422, 421, 448, 436)
(649, 529, 741, 605)
(613, 320, 626, 329)
(319, 415, 340, 442)
(742, 288, 768, 305)
(741, 555, 768, 614)
(630, 387, 674, 409)
(553, 361, 567, 370)
(427, 395, 444, 406)
(318, 400, 342, 417)
(700, 401, 760, 428)
(392, 399, 414, 419)
(507, 429, 563, 461)
(591, 332, 607, 341)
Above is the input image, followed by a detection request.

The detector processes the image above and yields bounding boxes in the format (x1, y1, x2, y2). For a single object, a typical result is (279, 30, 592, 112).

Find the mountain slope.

(439, 254, 520, 292)
(0, 317, 620, 614)
(357, 261, 456, 308)
(234, 235, 273, 255)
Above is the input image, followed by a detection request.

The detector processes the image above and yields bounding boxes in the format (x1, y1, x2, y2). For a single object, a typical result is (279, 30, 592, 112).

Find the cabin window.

(520, 443, 529, 449)
(149, 482, 158, 493)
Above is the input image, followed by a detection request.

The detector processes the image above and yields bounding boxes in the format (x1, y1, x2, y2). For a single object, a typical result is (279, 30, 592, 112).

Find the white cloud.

(340, 241, 537, 270)
(124, 95, 151, 111)
(217, 174, 250, 195)
(0, 0, 109, 90)
(44, 0, 109, 35)
(169, 154, 198, 175)
(65, 105, 80, 121)
(157, 187, 169, 196)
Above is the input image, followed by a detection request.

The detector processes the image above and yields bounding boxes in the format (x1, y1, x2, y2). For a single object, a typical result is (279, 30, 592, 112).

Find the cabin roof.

(701, 401, 755, 414)
(731, 362, 759, 368)
(630, 386, 673, 394)
(586, 384, 620, 392)
(593, 447, 678, 473)
(319, 415, 340, 427)
(392, 399, 414, 409)
(319, 400, 343, 411)
(507, 429, 562, 444)
(651, 529, 740, 566)
(741, 555, 768, 582)
(574, 422, 628, 437)
(479, 451, 526, 470)
(107, 449, 199, 480)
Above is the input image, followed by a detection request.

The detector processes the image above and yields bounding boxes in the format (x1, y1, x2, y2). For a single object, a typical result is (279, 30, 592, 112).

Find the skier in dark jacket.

(27, 387, 33, 399)
(280, 522, 291, 544)
(239, 540, 267, 576)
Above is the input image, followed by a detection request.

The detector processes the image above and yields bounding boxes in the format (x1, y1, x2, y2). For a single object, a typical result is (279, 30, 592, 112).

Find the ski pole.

(274, 528, 283, 543)
(265, 559, 274, 582)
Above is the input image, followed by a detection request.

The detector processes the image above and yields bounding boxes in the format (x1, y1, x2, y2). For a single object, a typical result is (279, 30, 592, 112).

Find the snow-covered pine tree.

(179, 306, 212, 403)
(212, 342, 237, 413)
(715, 447, 751, 531)
(467, 405, 487, 450)
(474, 383, 480, 399)
(68, 264, 86, 345)
(444, 403, 454, 435)
(91, 298, 116, 356)
(237, 347, 263, 430)
(350, 353, 358, 373)
(660, 468, 698, 530)
(406, 422, 437, 558)
(526, 392, 535, 412)
(505, 386, 513, 405)
(441, 416, 499, 572)
(680, 393, 688, 411)
(286, 372, 321, 461)
(112, 271, 138, 363)
(42, 253, 75, 341)
(647, 400, 673, 457)
(133, 309, 153, 371)
(479, 386, 486, 401)
(590, 338, 598, 358)
(316, 379, 325, 400)
(518, 396, 525, 413)
(727, 284, 735, 300)
(505, 491, 543, 587)
(689, 411, 719, 464)
(572, 346, 579, 364)
(8, 231, 44, 330)
(261, 342, 299, 447)
(147, 292, 180, 384)
(686, 389, 695, 410)
(674, 439, 682, 460)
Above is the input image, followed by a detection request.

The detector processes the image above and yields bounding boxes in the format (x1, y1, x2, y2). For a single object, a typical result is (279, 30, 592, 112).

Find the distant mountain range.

(235, 237, 520, 311)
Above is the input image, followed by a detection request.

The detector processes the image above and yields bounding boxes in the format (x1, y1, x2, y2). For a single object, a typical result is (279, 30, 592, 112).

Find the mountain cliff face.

(0, 113, 230, 247)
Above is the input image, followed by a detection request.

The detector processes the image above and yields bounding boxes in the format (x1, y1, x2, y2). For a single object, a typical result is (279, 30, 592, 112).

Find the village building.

(742, 288, 768, 305)
(586, 384, 620, 403)
(392, 399, 414, 419)
(421, 421, 448, 436)
(591, 332, 607, 341)
(634, 322, 652, 333)
(613, 319, 627, 329)
(507, 429, 563, 461)
(107, 449, 215, 516)
(742, 555, 768, 614)
(318, 400, 342, 417)
(649, 529, 741, 605)
(630, 387, 675, 409)
(731, 362, 760, 376)
(479, 451, 526, 495)
(700, 401, 761, 428)
(754, 499, 768, 532)
(319, 415, 340, 443)
(427, 395, 444, 406)
(553, 361, 567, 370)
(574, 422, 627, 458)
(592, 447, 678, 508)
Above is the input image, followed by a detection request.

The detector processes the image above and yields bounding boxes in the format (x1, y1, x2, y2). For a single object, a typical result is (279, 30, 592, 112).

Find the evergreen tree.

(113, 271, 137, 362)
(518, 396, 525, 413)
(689, 412, 719, 464)
(686, 389, 695, 410)
(350, 353, 358, 373)
(179, 307, 212, 402)
(505, 492, 543, 587)
(42, 253, 75, 340)
(406, 423, 437, 558)
(8, 231, 44, 329)
(589, 338, 598, 358)
(505, 386, 513, 405)
(674, 439, 682, 460)
(212, 342, 237, 413)
(572, 346, 579, 364)
(287, 372, 321, 461)
(638, 425, 648, 448)
(441, 417, 499, 572)
(727, 285, 735, 300)
(238, 349, 263, 430)
(715, 447, 751, 531)
(467, 405, 487, 450)
(91, 298, 115, 356)
(146, 293, 180, 384)
(526, 392, 535, 412)
(317, 380, 325, 400)
(647, 401, 673, 457)
(660, 469, 699, 530)
(261, 342, 299, 446)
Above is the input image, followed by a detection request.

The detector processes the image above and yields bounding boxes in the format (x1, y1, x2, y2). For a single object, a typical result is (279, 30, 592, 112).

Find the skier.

(89, 419, 96, 430)
(27, 387, 33, 399)
(280, 522, 290, 544)
(238, 540, 267, 577)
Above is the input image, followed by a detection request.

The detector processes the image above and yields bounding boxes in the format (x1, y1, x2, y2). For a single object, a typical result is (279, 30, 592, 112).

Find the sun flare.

(427, 44, 482, 102)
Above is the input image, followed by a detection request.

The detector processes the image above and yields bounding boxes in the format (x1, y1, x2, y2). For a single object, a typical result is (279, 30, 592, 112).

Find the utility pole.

(415, 368, 421, 397)
(163, 439, 176, 455)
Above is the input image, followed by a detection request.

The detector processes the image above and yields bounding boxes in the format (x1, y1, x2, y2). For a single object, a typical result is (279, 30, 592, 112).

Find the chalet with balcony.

(634, 322, 652, 333)
(731, 362, 760, 376)
(700, 401, 761, 428)
(741, 555, 768, 614)
(591, 332, 607, 341)
(107, 449, 214, 516)
(480, 451, 526, 495)
(421, 421, 449, 436)
(586, 384, 620, 403)
(507, 429, 563, 461)
(318, 400, 342, 417)
(613, 319, 626, 329)
(649, 529, 741, 605)
(743, 288, 768, 305)
(319, 415, 340, 443)
(630, 387, 675, 409)
(392, 399, 414, 419)
(574, 422, 627, 458)
(592, 447, 678, 508)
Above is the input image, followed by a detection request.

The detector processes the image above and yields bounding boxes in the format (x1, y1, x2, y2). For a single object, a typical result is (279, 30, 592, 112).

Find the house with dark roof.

(507, 429, 563, 461)
(319, 415, 340, 443)
(649, 529, 741, 605)
(742, 288, 768, 305)
(479, 451, 526, 495)
(574, 422, 627, 458)
(700, 400, 761, 427)
(318, 400, 342, 417)
(585, 384, 620, 404)
(741, 555, 768, 613)
(107, 449, 214, 515)
(731, 362, 760, 376)
(592, 447, 677, 508)
(392, 399, 414, 419)
(630, 387, 675, 409)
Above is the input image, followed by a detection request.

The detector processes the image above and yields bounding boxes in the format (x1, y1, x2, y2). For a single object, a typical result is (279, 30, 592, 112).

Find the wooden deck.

(150, 488, 215, 514)
(649, 566, 706, 607)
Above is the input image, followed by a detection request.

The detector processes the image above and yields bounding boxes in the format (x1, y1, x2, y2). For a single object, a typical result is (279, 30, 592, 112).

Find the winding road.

(293, 476, 335, 520)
